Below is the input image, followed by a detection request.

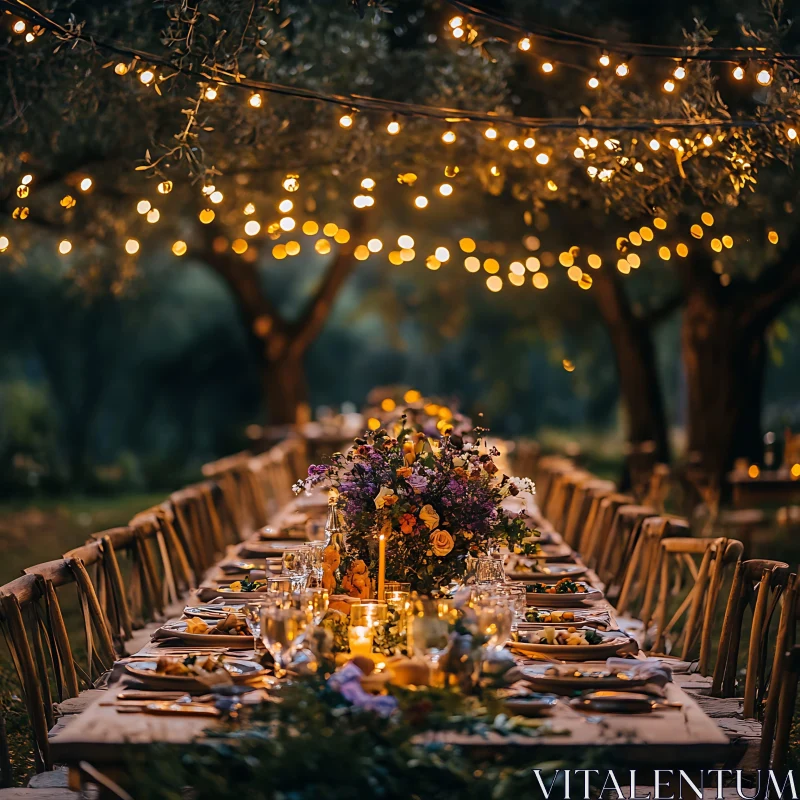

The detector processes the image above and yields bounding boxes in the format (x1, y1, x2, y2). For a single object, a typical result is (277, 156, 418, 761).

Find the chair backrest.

(562, 479, 616, 548)
(580, 492, 636, 570)
(170, 482, 228, 575)
(762, 644, 800, 774)
(511, 439, 540, 480)
(543, 469, 591, 534)
(711, 558, 791, 716)
(129, 504, 195, 592)
(616, 515, 691, 618)
(65, 533, 133, 649)
(596, 504, 657, 591)
(202, 451, 260, 540)
(532, 456, 574, 511)
(759, 575, 798, 771)
(649, 537, 743, 675)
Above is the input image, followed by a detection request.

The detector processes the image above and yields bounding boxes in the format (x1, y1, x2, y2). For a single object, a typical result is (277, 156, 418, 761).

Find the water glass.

(260, 605, 309, 678)
(473, 598, 513, 652)
(476, 556, 505, 585)
(407, 599, 449, 665)
(493, 584, 526, 630)
(304, 542, 325, 584)
(295, 587, 329, 625)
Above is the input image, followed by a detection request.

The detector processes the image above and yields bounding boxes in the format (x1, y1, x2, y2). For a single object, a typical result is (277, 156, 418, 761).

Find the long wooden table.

(50, 497, 738, 772)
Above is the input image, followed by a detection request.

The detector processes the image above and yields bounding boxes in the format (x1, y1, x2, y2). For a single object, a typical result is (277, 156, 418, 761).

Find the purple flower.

(407, 474, 428, 493)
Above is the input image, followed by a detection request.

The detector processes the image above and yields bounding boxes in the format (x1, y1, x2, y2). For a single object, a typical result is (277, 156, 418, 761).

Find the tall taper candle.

(377, 533, 386, 601)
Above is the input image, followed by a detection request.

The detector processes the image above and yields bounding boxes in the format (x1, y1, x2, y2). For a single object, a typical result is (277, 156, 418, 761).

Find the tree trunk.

(592, 268, 671, 464)
(682, 291, 767, 489)
(265, 353, 310, 425)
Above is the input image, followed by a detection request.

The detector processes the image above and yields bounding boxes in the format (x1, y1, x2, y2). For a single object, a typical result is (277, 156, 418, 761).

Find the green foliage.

(125, 676, 572, 800)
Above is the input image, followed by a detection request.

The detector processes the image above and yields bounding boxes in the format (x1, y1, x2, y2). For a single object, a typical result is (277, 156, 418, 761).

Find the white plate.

(238, 541, 300, 558)
(125, 657, 265, 691)
(524, 584, 604, 606)
(508, 562, 587, 581)
(184, 603, 247, 619)
(156, 620, 254, 649)
(510, 629, 631, 661)
(520, 665, 649, 694)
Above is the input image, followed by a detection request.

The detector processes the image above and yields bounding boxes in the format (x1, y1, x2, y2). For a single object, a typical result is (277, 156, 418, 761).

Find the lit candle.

(378, 533, 386, 601)
(348, 625, 374, 656)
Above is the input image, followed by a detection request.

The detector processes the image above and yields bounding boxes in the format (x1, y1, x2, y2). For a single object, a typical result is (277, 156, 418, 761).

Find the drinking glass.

(407, 600, 449, 665)
(304, 542, 325, 584)
(473, 598, 513, 652)
(476, 556, 505, 585)
(243, 603, 262, 639)
(493, 584, 527, 630)
(260, 606, 309, 679)
(350, 601, 388, 628)
(282, 546, 310, 590)
(295, 587, 329, 625)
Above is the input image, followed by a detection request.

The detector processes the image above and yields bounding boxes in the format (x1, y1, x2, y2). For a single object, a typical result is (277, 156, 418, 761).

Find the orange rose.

(396, 466, 412, 478)
(430, 529, 454, 557)
(323, 545, 341, 571)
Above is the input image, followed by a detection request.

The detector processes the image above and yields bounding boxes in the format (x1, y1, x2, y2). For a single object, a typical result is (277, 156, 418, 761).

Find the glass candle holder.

(384, 581, 411, 594)
(348, 625, 374, 656)
(350, 601, 388, 628)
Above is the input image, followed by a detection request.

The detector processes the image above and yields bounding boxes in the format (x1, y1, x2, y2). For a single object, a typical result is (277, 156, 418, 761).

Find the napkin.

(605, 657, 673, 686)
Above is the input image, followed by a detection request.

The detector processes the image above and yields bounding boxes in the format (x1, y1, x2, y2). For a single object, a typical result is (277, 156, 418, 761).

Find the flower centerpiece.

(295, 419, 539, 595)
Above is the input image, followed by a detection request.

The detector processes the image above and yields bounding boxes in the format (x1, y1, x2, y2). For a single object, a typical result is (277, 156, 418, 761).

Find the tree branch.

(289, 210, 369, 357)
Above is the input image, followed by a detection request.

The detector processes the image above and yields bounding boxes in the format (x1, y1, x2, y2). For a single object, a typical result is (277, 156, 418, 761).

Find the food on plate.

(184, 614, 251, 636)
(524, 609, 576, 623)
(522, 626, 604, 646)
(155, 654, 229, 676)
(226, 578, 267, 593)
(525, 578, 589, 594)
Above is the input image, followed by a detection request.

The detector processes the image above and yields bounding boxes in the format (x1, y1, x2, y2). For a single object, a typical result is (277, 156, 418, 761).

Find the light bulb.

(599, 53, 610, 67)
(139, 70, 154, 84)
(387, 120, 400, 135)
(13, 20, 26, 33)
(442, 130, 457, 144)
(438, 183, 453, 196)
(244, 220, 261, 236)
(649, 139, 660, 151)
(673, 65, 686, 80)
(523, 136, 535, 148)
(507, 139, 520, 150)
(663, 79, 675, 92)
(136, 200, 151, 214)
(518, 37, 532, 51)
(788, 128, 798, 141)
(58, 240, 72, 255)
(732, 65, 745, 81)
(414, 195, 428, 209)
(702, 134, 714, 147)
(484, 127, 498, 140)
(588, 76, 599, 89)
(449, 16, 463, 28)
(125, 238, 140, 255)
(114, 63, 128, 75)
(79, 177, 93, 191)
(249, 93, 262, 108)
(339, 113, 354, 128)
(541, 62, 554, 73)
(615, 62, 629, 77)
(756, 69, 772, 86)
(204, 86, 218, 100)
(535, 152, 549, 165)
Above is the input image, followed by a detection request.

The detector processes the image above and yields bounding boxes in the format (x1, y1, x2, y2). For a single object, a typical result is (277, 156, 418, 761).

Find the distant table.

(728, 470, 800, 508)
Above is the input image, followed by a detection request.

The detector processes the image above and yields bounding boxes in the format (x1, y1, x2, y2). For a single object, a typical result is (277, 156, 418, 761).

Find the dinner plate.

(238, 540, 300, 558)
(569, 691, 680, 714)
(520, 666, 650, 694)
(540, 543, 575, 561)
(125, 658, 266, 692)
(518, 609, 609, 628)
(156, 620, 254, 648)
(507, 562, 587, 581)
(501, 694, 559, 717)
(183, 603, 247, 619)
(509, 629, 631, 661)
(524, 585, 604, 606)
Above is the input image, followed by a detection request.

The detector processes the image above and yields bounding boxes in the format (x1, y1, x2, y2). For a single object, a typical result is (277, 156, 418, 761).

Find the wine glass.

(304, 542, 325, 585)
(295, 587, 329, 624)
(473, 598, 513, 652)
(260, 605, 309, 679)
(407, 600, 449, 666)
(492, 584, 527, 630)
(282, 546, 309, 590)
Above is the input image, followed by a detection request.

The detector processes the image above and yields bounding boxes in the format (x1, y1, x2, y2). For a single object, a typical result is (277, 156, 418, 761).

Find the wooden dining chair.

(532, 456, 574, 512)
(761, 644, 800, 773)
(202, 451, 263, 540)
(0, 557, 116, 774)
(170, 482, 228, 576)
(649, 537, 744, 675)
(580, 492, 636, 573)
(616, 515, 691, 620)
(129, 504, 195, 592)
(561, 479, 616, 548)
(711, 558, 791, 717)
(596, 504, 658, 592)
(543, 470, 592, 534)
(759, 575, 798, 771)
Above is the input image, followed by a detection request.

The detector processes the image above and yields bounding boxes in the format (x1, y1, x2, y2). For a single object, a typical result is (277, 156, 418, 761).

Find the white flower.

(374, 486, 395, 509)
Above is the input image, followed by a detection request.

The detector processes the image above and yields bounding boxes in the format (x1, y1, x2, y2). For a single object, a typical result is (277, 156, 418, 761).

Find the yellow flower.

(229, 581, 242, 592)
(419, 504, 440, 530)
(430, 529, 454, 557)
(403, 441, 416, 464)
(374, 485, 396, 508)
